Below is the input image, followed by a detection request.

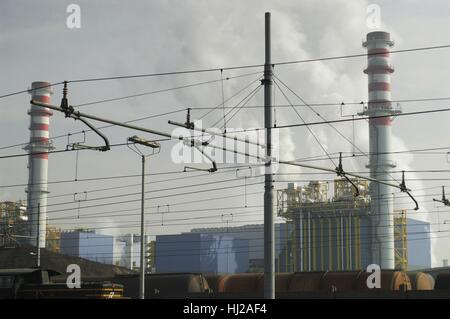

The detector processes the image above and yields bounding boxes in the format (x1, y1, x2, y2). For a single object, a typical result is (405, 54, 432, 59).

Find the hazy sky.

(1, 0, 450, 266)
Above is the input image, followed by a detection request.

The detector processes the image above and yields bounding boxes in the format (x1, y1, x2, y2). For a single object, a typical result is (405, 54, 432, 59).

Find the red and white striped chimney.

(25, 81, 54, 248)
(363, 31, 398, 269)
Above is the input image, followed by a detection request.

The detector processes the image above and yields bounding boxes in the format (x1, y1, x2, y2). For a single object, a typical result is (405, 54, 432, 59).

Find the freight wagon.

(0, 268, 124, 299)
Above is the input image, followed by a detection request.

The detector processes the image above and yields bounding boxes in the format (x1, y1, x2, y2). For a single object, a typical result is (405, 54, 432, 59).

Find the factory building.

(155, 233, 250, 274)
(277, 180, 372, 272)
(189, 224, 290, 272)
(59, 231, 151, 270)
(153, 177, 430, 274)
(407, 219, 432, 269)
(276, 180, 431, 272)
(60, 230, 114, 265)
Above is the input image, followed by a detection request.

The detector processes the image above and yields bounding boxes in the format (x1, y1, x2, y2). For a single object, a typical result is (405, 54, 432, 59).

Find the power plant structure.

(362, 31, 401, 269)
(0, 201, 28, 247)
(276, 180, 408, 272)
(25, 81, 54, 248)
(275, 31, 404, 271)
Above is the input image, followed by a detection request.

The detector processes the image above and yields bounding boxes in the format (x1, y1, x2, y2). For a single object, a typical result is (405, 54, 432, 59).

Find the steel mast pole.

(37, 203, 41, 268)
(139, 155, 145, 299)
(263, 11, 275, 299)
(127, 135, 160, 300)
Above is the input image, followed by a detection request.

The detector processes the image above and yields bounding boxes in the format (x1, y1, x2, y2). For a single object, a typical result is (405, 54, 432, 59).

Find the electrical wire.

(73, 71, 261, 108)
(273, 78, 336, 167)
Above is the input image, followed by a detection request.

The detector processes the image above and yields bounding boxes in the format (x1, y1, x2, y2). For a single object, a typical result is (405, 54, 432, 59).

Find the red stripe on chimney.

(369, 82, 390, 91)
(30, 123, 49, 131)
(31, 153, 49, 159)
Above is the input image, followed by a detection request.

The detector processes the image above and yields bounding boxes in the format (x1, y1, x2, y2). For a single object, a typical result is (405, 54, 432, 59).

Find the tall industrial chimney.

(363, 32, 398, 269)
(25, 82, 54, 248)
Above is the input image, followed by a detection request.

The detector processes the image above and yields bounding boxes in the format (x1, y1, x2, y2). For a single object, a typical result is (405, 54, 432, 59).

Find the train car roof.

(0, 268, 61, 276)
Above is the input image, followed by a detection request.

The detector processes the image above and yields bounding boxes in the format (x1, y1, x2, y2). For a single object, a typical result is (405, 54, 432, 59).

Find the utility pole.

(139, 154, 145, 299)
(263, 11, 275, 299)
(127, 136, 160, 300)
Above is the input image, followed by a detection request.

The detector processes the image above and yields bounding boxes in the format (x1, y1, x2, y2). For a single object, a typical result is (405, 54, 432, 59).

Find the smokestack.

(363, 32, 398, 269)
(25, 81, 54, 248)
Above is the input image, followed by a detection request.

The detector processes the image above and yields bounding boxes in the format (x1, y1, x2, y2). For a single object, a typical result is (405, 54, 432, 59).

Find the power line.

(0, 110, 182, 152)
(210, 105, 450, 134)
(273, 77, 336, 166)
(211, 83, 263, 128)
(73, 71, 262, 108)
(35, 176, 264, 211)
(0, 73, 263, 153)
(198, 75, 263, 120)
(0, 162, 263, 190)
(2, 43, 450, 100)
(189, 97, 450, 109)
(20, 181, 450, 229)
(43, 181, 265, 215)
(47, 191, 264, 223)
(0, 82, 64, 100)
(24, 163, 264, 202)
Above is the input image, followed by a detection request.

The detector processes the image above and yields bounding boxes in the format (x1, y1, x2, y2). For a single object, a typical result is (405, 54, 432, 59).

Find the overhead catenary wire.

(73, 71, 262, 108)
(1, 41, 448, 248)
(28, 175, 265, 211)
(2, 42, 450, 101)
(273, 77, 336, 166)
(23, 163, 265, 202)
(0, 73, 264, 152)
(214, 83, 263, 128)
(274, 74, 392, 182)
(29, 95, 412, 204)
(25, 216, 449, 255)
(2, 101, 449, 154)
(20, 182, 450, 228)
(171, 105, 450, 137)
(40, 181, 266, 215)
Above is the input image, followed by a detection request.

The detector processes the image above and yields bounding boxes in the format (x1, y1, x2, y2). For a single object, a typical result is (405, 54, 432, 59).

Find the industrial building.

(276, 180, 430, 272)
(154, 31, 419, 276)
(60, 230, 115, 265)
(407, 219, 432, 269)
(155, 224, 290, 274)
(191, 224, 290, 272)
(155, 233, 249, 273)
(153, 178, 430, 274)
(59, 231, 151, 270)
(0, 201, 28, 247)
